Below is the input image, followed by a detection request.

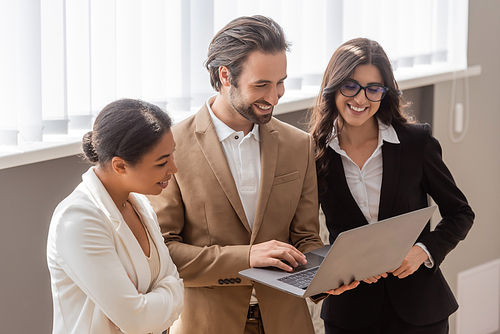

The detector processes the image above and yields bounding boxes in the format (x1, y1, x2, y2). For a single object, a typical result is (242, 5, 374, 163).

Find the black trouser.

(324, 290, 449, 334)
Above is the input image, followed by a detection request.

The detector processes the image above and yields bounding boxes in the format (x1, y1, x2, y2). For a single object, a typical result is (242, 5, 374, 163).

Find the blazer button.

(229, 278, 235, 284)
(223, 279, 230, 284)
(235, 278, 241, 283)
(218, 279, 224, 285)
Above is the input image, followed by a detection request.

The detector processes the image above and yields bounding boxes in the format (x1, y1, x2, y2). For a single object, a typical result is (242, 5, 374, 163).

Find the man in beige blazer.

(149, 15, 325, 334)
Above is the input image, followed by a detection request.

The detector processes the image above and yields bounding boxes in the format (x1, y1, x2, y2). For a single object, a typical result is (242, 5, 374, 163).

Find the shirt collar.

(206, 97, 260, 142)
(378, 120, 399, 145)
(328, 118, 400, 153)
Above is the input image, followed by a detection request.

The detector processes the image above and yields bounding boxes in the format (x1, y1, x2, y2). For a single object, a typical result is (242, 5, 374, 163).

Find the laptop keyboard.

(277, 267, 319, 289)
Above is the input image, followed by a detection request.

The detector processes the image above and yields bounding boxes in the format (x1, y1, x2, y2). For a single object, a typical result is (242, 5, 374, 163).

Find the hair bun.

(82, 131, 99, 163)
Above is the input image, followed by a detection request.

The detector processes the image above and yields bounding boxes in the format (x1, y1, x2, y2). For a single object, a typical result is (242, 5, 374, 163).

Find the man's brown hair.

(205, 15, 290, 92)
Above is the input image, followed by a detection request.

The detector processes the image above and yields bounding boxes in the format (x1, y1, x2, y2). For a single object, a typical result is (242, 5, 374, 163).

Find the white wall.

(0, 156, 89, 333)
(432, 1, 500, 333)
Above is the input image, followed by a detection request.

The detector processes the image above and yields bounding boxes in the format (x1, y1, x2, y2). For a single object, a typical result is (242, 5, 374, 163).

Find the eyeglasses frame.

(339, 80, 389, 102)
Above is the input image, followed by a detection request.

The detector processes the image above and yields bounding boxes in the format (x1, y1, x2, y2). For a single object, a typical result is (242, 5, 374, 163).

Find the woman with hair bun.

(47, 99, 183, 334)
(309, 38, 474, 333)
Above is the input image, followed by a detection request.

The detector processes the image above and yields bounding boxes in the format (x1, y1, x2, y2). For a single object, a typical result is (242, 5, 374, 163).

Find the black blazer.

(319, 122, 474, 329)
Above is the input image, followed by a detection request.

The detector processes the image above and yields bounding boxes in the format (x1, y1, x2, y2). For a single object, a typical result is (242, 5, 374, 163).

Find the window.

(0, 0, 469, 147)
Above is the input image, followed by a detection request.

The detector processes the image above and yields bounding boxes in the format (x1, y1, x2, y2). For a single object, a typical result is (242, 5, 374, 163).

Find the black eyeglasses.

(339, 80, 389, 102)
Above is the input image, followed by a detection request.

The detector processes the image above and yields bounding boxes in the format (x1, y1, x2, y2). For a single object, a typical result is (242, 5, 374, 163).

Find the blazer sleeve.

(417, 123, 474, 269)
(53, 201, 184, 333)
(288, 134, 324, 253)
(149, 175, 252, 288)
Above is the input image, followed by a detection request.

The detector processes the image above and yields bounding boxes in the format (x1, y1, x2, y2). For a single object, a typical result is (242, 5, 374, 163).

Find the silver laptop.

(239, 206, 437, 298)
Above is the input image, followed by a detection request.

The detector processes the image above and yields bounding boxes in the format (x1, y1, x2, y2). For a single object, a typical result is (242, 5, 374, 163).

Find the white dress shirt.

(328, 119, 434, 267)
(207, 99, 261, 230)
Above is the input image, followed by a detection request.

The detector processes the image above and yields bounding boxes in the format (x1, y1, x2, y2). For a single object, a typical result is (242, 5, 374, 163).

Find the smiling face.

(226, 50, 287, 126)
(125, 130, 177, 196)
(335, 64, 384, 131)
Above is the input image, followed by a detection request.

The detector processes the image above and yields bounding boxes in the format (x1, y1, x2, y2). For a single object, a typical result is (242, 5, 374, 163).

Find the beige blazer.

(47, 167, 184, 334)
(149, 102, 324, 334)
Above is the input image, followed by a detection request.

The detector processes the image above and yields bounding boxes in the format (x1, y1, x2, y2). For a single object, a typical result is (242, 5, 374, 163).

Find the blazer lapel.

(326, 148, 368, 227)
(250, 120, 278, 243)
(378, 141, 401, 220)
(114, 216, 152, 294)
(129, 194, 166, 266)
(81, 168, 151, 293)
(194, 105, 251, 232)
(127, 194, 168, 286)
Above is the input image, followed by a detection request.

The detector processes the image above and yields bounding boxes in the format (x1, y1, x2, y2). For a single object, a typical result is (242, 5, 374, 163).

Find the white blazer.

(47, 167, 183, 334)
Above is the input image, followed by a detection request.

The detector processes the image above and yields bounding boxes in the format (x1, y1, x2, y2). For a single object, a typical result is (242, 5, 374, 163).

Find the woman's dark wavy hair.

(205, 15, 290, 91)
(82, 99, 172, 167)
(308, 38, 411, 191)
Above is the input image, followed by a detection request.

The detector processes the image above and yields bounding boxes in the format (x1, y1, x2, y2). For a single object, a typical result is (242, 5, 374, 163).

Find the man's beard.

(229, 86, 273, 125)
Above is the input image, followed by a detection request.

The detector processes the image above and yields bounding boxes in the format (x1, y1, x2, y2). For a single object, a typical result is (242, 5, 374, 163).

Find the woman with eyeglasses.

(47, 99, 183, 334)
(308, 38, 474, 333)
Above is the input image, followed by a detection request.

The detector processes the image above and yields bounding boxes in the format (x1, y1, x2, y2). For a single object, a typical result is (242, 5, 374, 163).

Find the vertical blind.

(0, 0, 469, 146)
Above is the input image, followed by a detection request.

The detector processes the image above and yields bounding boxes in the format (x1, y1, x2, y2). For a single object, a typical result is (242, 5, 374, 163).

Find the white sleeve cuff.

(415, 242, 434, 268)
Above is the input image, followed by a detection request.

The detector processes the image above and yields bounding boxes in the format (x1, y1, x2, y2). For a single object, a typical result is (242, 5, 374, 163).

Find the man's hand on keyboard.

(250, 240, 307, 272)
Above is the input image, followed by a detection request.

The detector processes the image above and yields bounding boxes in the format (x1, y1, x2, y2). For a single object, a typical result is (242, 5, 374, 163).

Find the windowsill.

(0, 65, 481, 170)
